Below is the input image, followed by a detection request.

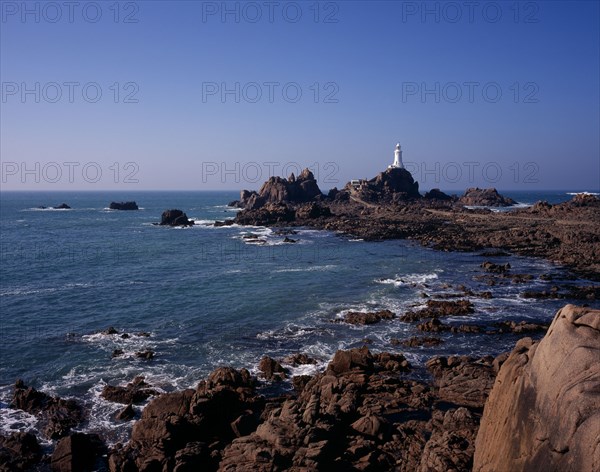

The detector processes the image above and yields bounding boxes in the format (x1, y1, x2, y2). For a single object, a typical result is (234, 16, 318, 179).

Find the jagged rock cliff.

(234, 169, 322, 210)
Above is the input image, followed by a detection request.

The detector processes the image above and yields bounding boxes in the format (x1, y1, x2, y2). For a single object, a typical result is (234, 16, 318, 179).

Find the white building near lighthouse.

(389, 143, 404, 169)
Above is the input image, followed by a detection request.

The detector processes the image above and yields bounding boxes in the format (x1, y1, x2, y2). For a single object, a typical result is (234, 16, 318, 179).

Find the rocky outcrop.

(54, 203, 71, 209)
(50, 433, 106, 472)
(473, 304, 600, 472)
(400, 299, 475, 322)
(236, 169, 323, 210)
(234, 202, 296, 226)
(11, 380, 84, 439)
(109, 201, 139, 210)
(347, 167, 421, 203)
(159, 209, 194, 226)
(258, 356, 288, 381)
(295, 202, 332, 219)
(424, 188, 453, 201)
(0, 432, 42, 472)
(459, 188, 516, 207)
(101, 376, 158, 404)
(341, 309, 395, 325)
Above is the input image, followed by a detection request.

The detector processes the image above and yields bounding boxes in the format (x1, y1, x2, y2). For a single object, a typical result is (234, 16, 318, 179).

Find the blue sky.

(1, 0, 599, 191)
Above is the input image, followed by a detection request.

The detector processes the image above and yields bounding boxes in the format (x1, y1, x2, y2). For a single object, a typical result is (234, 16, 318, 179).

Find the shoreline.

(232, 196, 600, 281)
(3, 304, 597, 471)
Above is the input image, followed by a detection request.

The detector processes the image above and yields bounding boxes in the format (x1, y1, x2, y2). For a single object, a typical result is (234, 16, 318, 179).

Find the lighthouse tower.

(390, 143, 403, 169)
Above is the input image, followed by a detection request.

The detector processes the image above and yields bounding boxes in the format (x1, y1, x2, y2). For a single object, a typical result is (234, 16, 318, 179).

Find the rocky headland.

(228, 169, 600, 279)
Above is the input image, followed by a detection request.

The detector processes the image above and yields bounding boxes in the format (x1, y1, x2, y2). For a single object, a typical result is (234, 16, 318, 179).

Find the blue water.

(0, 190, 597, 443)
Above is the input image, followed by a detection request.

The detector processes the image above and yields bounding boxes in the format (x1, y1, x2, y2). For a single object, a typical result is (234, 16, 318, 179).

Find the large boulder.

(50, 433, 106, 472)
(459, 188, 516, 207)
(473, 304, 600, 472)
(159, 209, 194, 226)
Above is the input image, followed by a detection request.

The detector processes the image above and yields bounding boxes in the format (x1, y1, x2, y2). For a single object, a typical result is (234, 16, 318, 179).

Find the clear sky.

(1, 0, 599, 191)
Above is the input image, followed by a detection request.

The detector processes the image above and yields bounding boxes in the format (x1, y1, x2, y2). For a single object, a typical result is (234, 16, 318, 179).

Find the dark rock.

(50, 432, 105, 472)
(11, 381, 83, 439)
(282, 237, 297, 243)
(326, 346, 374, 374)
(401, 336, 444, 347)
(258, 356, 288, 381)
(102, 327, 119, 335)
(424, 188, 453, 201)
(282, 353, 316, 366)
(401, 299, 475, 321)
(292, 375, 313, 393)
(135, 350, 154, 360)
(0, 432, 42, 471)
(342, 309, 395, 325)
(111, 349, 124, 358)
(493, 320, 549, 334)
(231, 410, 259, 437)
(115, 404, 136, 421)
(101, 376, 158, 404)
(237, 168, 323, 210)
(295, 202, 332, 219)
(426, 355, 497, 408)
(459, 188, 516, 207)
(54, 203, 71, 209)
(481, 261, 511, 273)
(234, 202, 296, 226)
(160, 209, 194, 226)
(417, 318, 449, 332)
(347, 167, 421, 203)
(109, 201, 139, 210)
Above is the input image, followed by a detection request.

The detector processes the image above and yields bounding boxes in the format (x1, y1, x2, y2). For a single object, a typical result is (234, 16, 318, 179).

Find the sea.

(1, 190, 598, 445)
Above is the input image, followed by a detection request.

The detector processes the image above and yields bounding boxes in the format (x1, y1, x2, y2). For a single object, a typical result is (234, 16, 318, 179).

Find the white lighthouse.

(390, 143, 403, 169)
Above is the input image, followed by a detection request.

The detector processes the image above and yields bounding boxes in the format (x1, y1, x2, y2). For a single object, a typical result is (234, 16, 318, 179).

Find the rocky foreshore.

(228, 169, 600, 279)
(1, 305, 597, 471)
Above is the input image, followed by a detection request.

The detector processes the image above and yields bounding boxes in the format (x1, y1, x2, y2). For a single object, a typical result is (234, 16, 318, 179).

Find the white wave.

(566, 191, 599, 196)
(0, 408, 51, 446)
(376, 272, 438, 287)
(274, 264, 337, 273)
(24, 207, 72, 211)
(191, 219, 217, 226)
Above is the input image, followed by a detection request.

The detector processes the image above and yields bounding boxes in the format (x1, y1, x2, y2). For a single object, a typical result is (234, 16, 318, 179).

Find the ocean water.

(0, 190, 598, 444)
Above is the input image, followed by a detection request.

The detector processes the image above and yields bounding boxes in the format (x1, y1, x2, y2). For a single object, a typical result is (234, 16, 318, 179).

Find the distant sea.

(1, 190, 598, 444)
